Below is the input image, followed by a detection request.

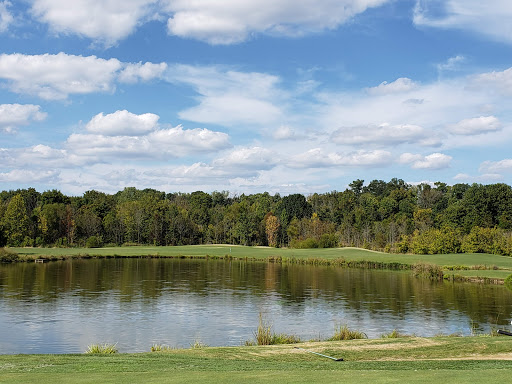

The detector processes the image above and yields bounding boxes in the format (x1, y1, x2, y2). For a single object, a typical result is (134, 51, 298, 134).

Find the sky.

(1, 0, 512, 196)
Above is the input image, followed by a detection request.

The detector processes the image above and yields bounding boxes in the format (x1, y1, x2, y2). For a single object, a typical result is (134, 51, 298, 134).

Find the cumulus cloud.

(0, 1, 13, 33)
(413, 0, 512, 44)
(67, 124, 231, 159)
(26, 0, 391, 45)
(367, 78, 418, 95)
(118, 62, 168, 83)
(447, 116, 502, 135)
(0, 53, 166, 100)
(0, 145, 84, 168)
(400, 152, 452, 169)
(0, 169, 59, 183)
(30, 0, 158, 45)
(86, 110, 160, 136)
(331, 123, 437, 146)
(213, 146, 278, 170)
(290, 148, 392, 168)
(167, 64, 284, 126)
(164, 0, 390, 44)
(469, 67, 512, 96)
(479, 159, 512, 174)
(437, 55, 465, 72)
(0, 104, 47, 133)
(0, 53, 121, 99)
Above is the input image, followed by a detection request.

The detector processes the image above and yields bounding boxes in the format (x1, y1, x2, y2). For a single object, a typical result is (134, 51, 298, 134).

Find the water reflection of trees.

(1, 259, 511, 325)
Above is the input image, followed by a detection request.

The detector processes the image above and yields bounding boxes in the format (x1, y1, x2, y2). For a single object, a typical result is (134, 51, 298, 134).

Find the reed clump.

(150, 344, 174, 352)
(381, 329, 410, 338)
(327, 324, 367, 341)
(84, 343, 118, 354)
(0, 248, 18, 263)
(248, 313, 302, 345)
(412, 262, 444, 281)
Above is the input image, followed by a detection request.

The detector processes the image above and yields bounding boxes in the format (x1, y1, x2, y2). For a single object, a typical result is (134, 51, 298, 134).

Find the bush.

(86, 236, 103, 248)
(328, 324, 367, 341)
(84, 343, 118, 354)
(505, 274, 512, 292)
(412, 262, 444, 281)
(0, 248, 18, 263)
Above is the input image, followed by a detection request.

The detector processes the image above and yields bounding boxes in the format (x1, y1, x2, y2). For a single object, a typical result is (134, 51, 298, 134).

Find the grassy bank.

(1, 336, 512, 383)
(6, 245, 512, 283)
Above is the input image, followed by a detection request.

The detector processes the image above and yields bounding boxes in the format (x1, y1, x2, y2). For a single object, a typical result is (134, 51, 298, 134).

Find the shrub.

(412, 262, 444, 281)
(86, 236, 103, 248)
(381, 329, 409, 338)
(505, 274, 512, 292)
(250, 313, 302, 345)
(328, 324, 367, 341)
(85, 343, 118, 354)
(150, 344, 174, 352)
(0, 248, 18, 263)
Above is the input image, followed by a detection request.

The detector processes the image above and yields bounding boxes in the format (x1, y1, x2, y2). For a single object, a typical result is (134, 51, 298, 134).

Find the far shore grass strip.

(6, 245, 512, 283)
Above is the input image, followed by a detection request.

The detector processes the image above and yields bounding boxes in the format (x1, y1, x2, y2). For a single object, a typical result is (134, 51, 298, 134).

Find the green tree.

(2, 194, 30, 246)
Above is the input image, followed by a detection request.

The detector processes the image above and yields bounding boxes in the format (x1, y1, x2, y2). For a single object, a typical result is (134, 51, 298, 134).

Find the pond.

(1, 258, 512, 354)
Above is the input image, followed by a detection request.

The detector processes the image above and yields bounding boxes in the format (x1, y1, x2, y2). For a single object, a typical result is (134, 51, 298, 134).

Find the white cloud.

(479, 159, 512, 174)
(0, 53, 121, 100)
(0, 169, 59, 183)
(0, 145, 84, 168)
(118, 62, 168, 83)
(0, 104, 47, 133)
(469, 67, 512, 96)
(319, 66, 512, 150)
(168, 65, 284, 126)
(67, 124, 231, 159)
(453, 172, 503, 183)
(30, 0, 158, 45)
(413, 0, 512, 43)
(437, 55, 465, 72)
(86, 110, 160, 136)
(0, 1, 13, 33)
(331, 123, 437, 146)
(272, 125, 305, 141)
(26, 0, 391, 45)
(400, 152, 452, 170)
(164, 0, 390, 44)
(367, 78, 418, 95)
(0, 53, 167, 100)
(447, 116, 502, 135)
(290, 148, 392, 168)
(213, 146, 278, 170)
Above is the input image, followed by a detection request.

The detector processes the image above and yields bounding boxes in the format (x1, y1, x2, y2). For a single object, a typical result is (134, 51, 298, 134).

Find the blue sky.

(1, 0, 512, 195)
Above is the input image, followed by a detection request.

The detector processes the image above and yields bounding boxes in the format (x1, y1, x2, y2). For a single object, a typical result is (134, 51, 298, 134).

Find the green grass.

(84, 343, 118, 354)
(7, 244, 512, 282)
(2, 336, 512, 383)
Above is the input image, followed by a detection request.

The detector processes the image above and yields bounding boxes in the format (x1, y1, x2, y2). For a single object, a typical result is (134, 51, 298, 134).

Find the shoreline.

(3, 244, 511, 285)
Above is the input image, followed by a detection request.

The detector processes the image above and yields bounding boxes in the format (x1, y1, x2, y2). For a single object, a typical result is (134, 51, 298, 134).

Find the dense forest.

(1, 178, 512, 256)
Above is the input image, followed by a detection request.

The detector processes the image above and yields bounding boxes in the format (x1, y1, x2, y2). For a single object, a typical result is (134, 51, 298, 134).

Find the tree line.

(1, 178, 512, 256)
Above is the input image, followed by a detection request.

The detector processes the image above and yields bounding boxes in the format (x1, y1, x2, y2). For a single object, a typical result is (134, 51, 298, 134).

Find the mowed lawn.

(9, 245, 512, 281)
(1, 337, 512, 383)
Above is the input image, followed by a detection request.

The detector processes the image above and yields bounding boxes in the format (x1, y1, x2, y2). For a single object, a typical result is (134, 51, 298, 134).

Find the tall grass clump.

(0, 248, 18, 263)
(151, 344, 174, 352)
(381, 329, 409, 338)
(505, 274, 512, 291)
(328, 324, 367, 341)
(412, 262, 444, 281)
(190, 340, 209, 348)
(84, 343, 118, 354)
(248, 313, 302, 345)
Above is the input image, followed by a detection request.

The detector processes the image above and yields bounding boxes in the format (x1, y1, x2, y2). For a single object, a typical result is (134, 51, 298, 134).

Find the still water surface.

(1, 258, 512, 354)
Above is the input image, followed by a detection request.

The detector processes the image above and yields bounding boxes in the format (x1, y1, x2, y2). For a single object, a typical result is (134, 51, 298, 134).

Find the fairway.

(1, 337, 512, 383)
(9, 245, 512, 282)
